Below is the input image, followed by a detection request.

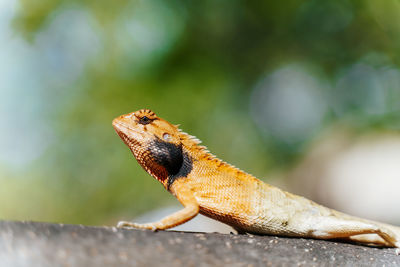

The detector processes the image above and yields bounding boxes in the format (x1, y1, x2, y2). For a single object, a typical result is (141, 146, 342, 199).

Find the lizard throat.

(116, 130, 193, 187)
(115, 129, 140, 149)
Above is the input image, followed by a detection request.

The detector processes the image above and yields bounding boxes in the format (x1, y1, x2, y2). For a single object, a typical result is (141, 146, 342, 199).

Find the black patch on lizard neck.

(149, 137, 193, 188)
(167, 151, 193, 189)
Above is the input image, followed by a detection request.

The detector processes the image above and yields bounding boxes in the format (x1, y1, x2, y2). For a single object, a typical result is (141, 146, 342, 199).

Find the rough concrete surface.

(0, 220, 399, 267)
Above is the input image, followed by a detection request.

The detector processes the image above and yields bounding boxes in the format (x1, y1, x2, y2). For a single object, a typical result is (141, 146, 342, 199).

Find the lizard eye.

(139, 116, 152, 125)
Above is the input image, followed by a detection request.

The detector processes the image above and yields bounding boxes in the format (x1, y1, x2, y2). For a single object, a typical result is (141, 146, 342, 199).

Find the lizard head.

(112, 109, 193, 187)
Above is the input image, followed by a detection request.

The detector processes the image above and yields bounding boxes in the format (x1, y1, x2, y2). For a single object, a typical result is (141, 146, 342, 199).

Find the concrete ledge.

(0, 220, 399, 266)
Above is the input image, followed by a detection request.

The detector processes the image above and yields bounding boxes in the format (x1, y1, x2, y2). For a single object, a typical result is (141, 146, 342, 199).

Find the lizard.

(112, 108, 400, 253)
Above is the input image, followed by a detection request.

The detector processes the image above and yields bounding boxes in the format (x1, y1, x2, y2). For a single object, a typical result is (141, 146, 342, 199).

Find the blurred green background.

(1, 0, 400, 226)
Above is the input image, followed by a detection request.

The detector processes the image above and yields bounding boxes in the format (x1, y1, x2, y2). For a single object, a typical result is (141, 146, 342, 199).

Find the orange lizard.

(113, 109, 400, 253)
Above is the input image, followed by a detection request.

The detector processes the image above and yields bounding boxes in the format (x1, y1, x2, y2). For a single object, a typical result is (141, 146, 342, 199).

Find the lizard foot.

(117, 221, 135, 229)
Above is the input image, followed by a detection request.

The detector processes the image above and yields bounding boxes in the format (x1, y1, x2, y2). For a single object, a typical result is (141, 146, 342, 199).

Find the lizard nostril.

(124, 113, 134, 119)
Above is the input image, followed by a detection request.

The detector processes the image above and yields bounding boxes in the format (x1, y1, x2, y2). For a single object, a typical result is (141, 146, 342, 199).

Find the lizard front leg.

(117, 183, 199, 231)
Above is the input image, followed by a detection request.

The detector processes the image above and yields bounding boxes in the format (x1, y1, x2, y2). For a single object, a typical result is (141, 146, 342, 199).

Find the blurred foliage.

(1, 0, 400, 225)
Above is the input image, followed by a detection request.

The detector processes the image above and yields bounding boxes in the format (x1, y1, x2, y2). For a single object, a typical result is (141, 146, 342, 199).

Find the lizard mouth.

(112, 120, 141, 149)
(116, 129, 139, 149)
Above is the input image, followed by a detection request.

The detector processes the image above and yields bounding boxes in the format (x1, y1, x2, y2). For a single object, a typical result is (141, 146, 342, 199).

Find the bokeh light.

(1, 0, 399, 228)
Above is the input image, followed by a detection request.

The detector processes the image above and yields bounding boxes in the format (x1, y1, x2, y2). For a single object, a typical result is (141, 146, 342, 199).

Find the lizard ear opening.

(163, 133, 171, 141)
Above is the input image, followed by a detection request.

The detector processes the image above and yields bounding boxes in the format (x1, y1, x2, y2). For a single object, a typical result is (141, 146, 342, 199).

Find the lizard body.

(113, 109, 400, 252)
